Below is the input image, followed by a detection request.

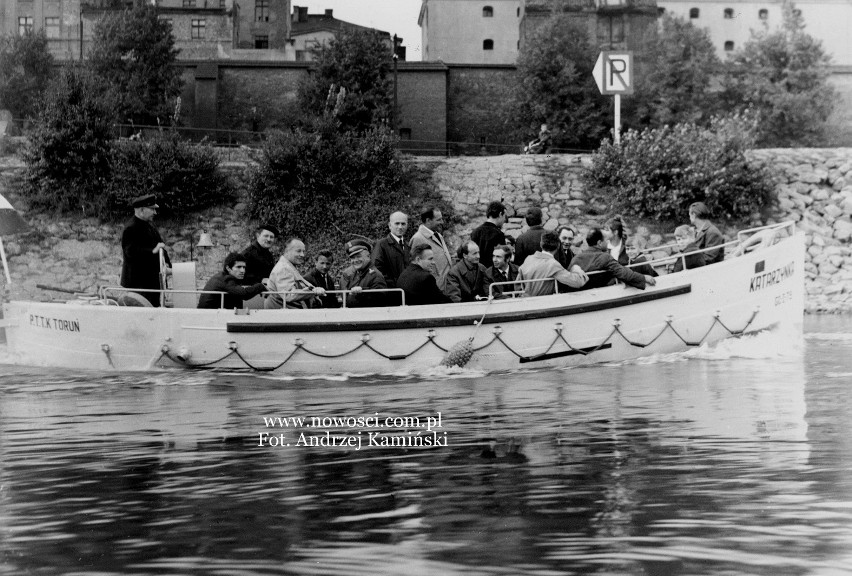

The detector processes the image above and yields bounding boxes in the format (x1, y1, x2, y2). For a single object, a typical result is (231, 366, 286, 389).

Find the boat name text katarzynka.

(749, 261, 795, 293)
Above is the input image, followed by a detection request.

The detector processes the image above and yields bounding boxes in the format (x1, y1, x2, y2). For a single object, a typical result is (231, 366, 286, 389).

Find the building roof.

(290, 8, 390, 38)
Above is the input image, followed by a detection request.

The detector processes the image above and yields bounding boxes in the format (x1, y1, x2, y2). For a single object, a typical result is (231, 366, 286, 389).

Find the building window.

(399, 128, 412, 140)
(723, 8, 734, 18)
(689, 7, 699, 18)
(483, 6, 493, 17)
(598, 16, 624, 45)
(44, 17, 60, 39)
(793, 8, 802, 17)
(255, 35, 269, 49)
(483, 39, 494, 50)
(183, 0, 196, 7)
(724, 41, 734, 51)
(191, 18, 206, 39)
(159, 17, 173, 29)
(517, 7, 520, 16)
(18, 16, 34, 35)
(256, 0, 269, 22)
(758, 8, 768, 19)
(221, 0, 227, 7)
(296, 50, 308, 61)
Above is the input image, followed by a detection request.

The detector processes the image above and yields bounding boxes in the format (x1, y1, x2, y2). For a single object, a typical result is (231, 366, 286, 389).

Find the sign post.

(592, 51, 633, 145)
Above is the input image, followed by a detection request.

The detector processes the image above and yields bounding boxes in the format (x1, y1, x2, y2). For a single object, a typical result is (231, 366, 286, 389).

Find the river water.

(1, 316, 851, 575)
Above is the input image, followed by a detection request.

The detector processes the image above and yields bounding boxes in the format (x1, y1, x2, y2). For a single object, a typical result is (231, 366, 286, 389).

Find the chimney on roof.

(298, 6, 308, 22)
(325, 9, 333, 17)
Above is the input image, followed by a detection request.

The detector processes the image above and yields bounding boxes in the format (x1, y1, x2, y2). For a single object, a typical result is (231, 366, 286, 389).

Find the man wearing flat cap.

(120, 194, 171, 306)
(242, 223, 279, 285)
(340, 239, 388, 308)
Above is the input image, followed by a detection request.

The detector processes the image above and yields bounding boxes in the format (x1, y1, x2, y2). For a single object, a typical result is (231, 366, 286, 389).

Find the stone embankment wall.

(1, 148, 851, 312)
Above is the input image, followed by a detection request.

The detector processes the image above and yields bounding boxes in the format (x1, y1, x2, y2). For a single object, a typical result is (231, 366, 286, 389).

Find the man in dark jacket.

(198, 252, 267, 309)
(397, 243, 452, 306)
(120, 194, 171, 307)
(242, 223, 279, 284)
(485, 244, 520, 298)
(303, 249, 340, 308)
(570, 228, 656, 291)
(513, 207, 546, 266)
(340, 239, 388, 308)
(446, 241, 489, 302)
(372, 211, 410, 288)
(470, 201, 506, 263)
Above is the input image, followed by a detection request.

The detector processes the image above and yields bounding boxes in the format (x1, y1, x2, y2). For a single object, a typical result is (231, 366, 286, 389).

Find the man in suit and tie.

(372, 211, 410, 289)
(410, 206, 453, 291)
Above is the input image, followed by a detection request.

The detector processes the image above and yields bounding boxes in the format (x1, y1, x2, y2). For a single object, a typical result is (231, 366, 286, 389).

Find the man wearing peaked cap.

(120, 194, 171, 306)
(340, 238, 389, 307)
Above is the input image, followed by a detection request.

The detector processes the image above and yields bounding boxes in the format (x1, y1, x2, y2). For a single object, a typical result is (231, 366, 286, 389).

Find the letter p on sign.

(593, 52, 634, 95)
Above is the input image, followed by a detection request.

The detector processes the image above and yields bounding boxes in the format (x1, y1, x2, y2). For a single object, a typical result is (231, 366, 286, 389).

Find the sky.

(295, 0, 424, 61)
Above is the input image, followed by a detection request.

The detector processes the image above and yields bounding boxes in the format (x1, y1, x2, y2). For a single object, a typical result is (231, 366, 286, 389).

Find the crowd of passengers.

(194, 200, 726, 310)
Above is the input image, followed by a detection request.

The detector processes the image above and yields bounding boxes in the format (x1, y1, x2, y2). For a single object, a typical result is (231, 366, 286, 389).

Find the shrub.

(20, 65, 116, 214)
(246, 117, 446, 265)
(105, 131, 233, 220)
(584, 113, 774, 222)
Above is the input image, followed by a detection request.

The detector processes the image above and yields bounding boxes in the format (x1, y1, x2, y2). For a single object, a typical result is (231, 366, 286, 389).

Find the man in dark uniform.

(197, 253, 267, 309)
(372, 211, 410, 288)
(241, 223, 279, 285)
(397, 243, 452, 306)
(340, 239, 388, 308)
(120, 194, 170, 306)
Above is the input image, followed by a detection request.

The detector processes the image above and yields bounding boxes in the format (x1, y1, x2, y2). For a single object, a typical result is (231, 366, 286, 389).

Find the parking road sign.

(593, 52, 634, 95)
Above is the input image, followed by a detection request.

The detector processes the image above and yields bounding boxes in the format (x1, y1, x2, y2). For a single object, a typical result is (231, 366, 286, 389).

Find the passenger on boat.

(689, 202, 725, 264)
(570, 228, 655, 290)
(670, 225, 706, 273)
(517, 232, 588, 296)
(446, 241, 489, 303)
(625, 237, 658, 277)
(372, 211, 410, 288)
(197, 252, 268, 309)
(303, 249, 340, 308)
(410, 206, 453, 291)
(340, 239, 389, 308)
(470, 201, 507, 263)
(241, 223, 279, 285)
(555, 225, 577, 270)
(397, 243, 453, 306)
(603, 215, 629, 265)
(264, 238, 326, 309)
(504, 235, 517, 262)
(485, 244, 520, 298)
(513, 207, 546, 266)
(120, 194, 171, 307)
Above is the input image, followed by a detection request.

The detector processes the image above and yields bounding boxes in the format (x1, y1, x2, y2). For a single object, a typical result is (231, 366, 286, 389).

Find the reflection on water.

(1, 318, 852, 575)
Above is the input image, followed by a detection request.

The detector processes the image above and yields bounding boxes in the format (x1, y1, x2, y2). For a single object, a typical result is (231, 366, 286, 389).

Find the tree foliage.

(628, 15, 720, 128)
(297, 29, 393, 132)
(510, 13, 609, 149)
(21, 65, 117, 214)
(87, 3, 182, 126)
(585, 112, 774, 222)
(719, 1, 834, 146)
(0, 31, 55, 121)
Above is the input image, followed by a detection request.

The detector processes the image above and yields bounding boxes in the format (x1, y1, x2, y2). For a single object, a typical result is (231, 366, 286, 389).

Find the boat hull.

(1, 234, 805, 374)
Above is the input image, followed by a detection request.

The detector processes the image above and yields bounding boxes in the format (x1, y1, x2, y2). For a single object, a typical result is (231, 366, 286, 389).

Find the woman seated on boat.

(625, 237, 658, 277)
(603, 215, 629, 265)
(689, 202, 725, 264)
(197, 252, 268, 309)
(669, 225, 706, 273)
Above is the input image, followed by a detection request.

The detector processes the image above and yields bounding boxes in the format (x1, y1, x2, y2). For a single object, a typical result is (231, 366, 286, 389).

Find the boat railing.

(263, 288, 406, 308)
(100, 286, 228, 308)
